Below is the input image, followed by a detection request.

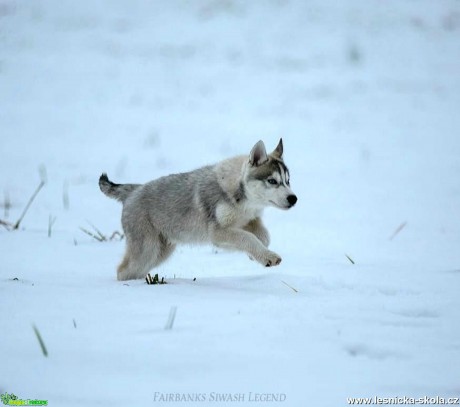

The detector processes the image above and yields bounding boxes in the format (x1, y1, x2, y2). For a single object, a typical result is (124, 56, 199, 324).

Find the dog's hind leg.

(117, 230, 176, 281)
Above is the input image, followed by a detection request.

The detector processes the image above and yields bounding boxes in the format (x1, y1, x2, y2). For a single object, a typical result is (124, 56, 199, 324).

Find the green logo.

(0, 393, 48, 406)
(0, 394, 17, 405)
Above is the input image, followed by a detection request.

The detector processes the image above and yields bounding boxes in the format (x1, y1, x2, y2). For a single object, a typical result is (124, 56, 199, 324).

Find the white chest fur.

(215, 201, 263, 229)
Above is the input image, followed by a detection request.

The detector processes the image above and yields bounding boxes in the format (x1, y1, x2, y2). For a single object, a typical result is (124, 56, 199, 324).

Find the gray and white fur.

(99, 139, 297, 281)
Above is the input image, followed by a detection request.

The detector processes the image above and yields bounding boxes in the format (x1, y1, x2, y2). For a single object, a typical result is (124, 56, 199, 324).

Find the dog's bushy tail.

(99, 173, 141, 203)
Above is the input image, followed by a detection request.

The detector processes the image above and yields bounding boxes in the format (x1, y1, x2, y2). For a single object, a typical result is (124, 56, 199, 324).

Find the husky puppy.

(99, 139, 297, 280)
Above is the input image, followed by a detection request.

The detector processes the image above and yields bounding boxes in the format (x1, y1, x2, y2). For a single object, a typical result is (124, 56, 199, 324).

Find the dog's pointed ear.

(249, 140, 268, 167)
(272, 138, 283, 159)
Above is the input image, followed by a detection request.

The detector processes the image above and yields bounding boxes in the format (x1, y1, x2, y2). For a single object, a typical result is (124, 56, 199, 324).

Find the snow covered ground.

(1, 0, 460, 405)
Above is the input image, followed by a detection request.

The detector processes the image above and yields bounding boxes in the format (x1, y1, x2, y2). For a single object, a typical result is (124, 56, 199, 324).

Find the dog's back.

(124, 165, 220, 244)
(101, 157, 252, 243)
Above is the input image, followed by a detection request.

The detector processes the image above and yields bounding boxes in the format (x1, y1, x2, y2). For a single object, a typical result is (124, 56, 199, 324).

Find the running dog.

(99, 139, 297, 280)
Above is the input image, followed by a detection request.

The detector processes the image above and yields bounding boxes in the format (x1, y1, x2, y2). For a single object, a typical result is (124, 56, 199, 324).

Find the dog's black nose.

(287, 194, 297, 206)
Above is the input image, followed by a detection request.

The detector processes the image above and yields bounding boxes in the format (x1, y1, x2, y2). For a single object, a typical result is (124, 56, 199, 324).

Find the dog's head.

(243, 139, 297, 210)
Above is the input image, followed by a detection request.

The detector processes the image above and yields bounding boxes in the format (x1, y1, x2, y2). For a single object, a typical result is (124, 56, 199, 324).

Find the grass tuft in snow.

(145, 273, 167, 285)
(32, 324, 48, 357)
(79, 226, 104, 242)
(81, 221, 107, 242)
(79, 222, 124, 242)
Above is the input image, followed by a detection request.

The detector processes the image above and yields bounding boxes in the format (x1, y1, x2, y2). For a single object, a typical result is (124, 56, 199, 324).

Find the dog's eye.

(267, 178, 278, 185)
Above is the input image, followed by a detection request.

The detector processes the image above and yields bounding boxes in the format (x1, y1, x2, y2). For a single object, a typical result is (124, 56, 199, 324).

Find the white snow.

(1, 0, 460, 406)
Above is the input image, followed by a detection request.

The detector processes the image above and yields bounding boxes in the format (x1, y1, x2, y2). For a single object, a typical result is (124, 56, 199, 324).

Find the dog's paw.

(259, 251, 282, 267)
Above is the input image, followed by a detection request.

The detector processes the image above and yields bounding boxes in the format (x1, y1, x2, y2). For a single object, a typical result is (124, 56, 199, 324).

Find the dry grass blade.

(165, 306, 177, 330)
(0, 219, 12, 230)
(389, 221, 407, 240)
(109, 231, 124, 241)
(48, 215, 57, 238)
(3, 190, 11, 218)
(345, 254, 355, 264)
(281, 280, 298, 293)
(32, 324, 48, 357)
(63, 180, 70, 210)
(13, 180, 45, 230)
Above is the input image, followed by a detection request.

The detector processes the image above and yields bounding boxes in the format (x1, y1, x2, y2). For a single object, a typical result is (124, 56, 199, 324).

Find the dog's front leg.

(243, 217, 270, 247)
(211, 227, 281, 267)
